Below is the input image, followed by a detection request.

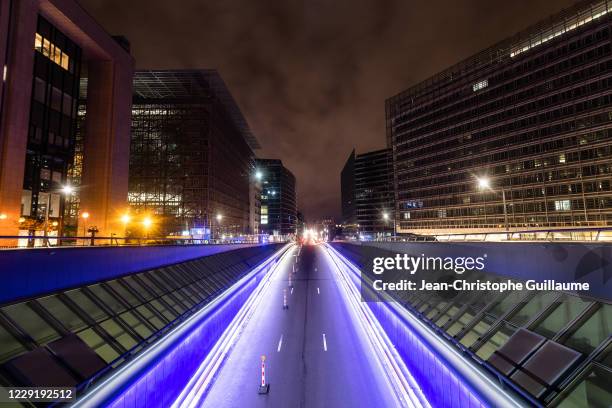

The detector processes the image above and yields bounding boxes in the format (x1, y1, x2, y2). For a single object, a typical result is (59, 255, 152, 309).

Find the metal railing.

(346, 227, 612, 243)
(0, 234, 291, 249)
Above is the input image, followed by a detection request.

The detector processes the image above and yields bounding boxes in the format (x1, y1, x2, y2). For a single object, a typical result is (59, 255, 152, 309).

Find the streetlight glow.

(62, 185, 74, 195)
(0, 213, 7, 220)
(216, 214, 223, 222)
(121, 214, 131, 224)
(255, 170, 263, 180)
(143, 217, 152, 229)
(477, 177, 491, 189)
(382, 212, 390, 221)
(81, 212, 90, 219)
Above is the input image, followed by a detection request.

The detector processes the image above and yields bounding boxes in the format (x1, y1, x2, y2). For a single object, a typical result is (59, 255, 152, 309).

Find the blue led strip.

(325, 244, 530, 408)
(73, 244, 291, 408)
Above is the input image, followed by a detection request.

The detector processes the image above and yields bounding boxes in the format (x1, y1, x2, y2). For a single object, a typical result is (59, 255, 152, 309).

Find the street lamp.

(476, 177, 509, 232)
(80, 211, 90, 243)
(216, 213, 223, 240)
(255, 170, 263, 180)
(382, 211, 397, 239)
(42, 184, 74, 246)
(121, 214, 131, 224)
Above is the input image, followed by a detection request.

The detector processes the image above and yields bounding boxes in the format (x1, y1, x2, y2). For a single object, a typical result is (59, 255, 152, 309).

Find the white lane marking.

(290, 287, 294, 295)
(322, 333, 327, 351)
(317, 287, 320, 295)
(277, 335, 283, 352)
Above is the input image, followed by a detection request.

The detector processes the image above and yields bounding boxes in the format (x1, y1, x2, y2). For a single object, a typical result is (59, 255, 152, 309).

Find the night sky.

(80, 0, 575, 221)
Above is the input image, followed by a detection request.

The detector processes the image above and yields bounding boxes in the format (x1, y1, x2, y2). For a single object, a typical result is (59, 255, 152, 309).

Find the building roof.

(387, 0, 610, 105)
(132, 69, 260, 150)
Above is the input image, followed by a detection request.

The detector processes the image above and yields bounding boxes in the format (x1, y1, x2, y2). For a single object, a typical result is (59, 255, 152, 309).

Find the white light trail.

(323, 245, 429, 408)
(277, 335, 283, 352)
(172, 246, 296, 408)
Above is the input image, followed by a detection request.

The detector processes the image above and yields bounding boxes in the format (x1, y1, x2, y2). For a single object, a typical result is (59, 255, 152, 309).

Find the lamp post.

(142, 217, 152, 240)
(382, 211, 395, 240)
(42, 185, 74, 246)
(477, 177, 509, 232)
(216, 213, 223, 241)
(80, 211, 90, 245)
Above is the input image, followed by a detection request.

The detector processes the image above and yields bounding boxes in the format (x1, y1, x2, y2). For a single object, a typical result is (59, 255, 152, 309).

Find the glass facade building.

(20, 16, 81, 235)
(255, 159, 297, 236)
(128, 70, 259, 237)
(341, 149, 394, 236)
(386, 0, 612, 233)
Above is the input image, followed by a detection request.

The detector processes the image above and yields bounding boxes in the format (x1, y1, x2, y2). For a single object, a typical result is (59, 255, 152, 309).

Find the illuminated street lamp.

(382, 211, 397, 239)
(255, 170, 263, 180)
(215, 213, 223, 240)
(80, 211, 90, 242)
(42, 184, 74, 246)
(476, 176, 509, 232)
(121, 214, 131, 224)
(0, 213, 7, 220)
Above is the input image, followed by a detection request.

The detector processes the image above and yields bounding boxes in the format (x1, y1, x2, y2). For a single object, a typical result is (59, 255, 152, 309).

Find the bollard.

(258, 355, 270, 394)
(283, 289, 289, 309)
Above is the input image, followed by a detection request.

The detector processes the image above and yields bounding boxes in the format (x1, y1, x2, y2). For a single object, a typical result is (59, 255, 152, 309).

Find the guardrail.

(0, 234, 290, 249)
(353, 227, 612, 243)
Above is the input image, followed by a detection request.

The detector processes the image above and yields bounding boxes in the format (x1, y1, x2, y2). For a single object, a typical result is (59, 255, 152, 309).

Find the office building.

(386, 0, 612, 234)
(341, 148, 394, 237)
(0, 0, 133, 240)
(255, 159, 297, 236)
(128, 70, 259, 237)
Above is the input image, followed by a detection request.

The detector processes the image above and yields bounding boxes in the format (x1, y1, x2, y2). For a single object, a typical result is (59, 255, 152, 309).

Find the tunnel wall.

(78, 244, 290, 408)
(329, 242, 530, 408)
(106, 269, 261, 408)
(0, 243, 269, 304)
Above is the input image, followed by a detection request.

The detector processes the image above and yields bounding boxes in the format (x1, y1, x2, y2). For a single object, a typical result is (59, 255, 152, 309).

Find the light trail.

(277, 335, 283, 352)
(323, 244, 430, 408)
(171, 245, 296, 408)
(322, 333, 327, 351)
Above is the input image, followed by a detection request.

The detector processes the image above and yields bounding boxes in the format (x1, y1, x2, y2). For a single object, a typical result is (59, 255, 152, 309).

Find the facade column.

(78, 58, 133, 239)
(0, 0, 37, 237)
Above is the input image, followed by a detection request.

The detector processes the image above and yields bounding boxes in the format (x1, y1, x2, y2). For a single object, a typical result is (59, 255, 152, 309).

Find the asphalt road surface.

(200, 243, 402, 408)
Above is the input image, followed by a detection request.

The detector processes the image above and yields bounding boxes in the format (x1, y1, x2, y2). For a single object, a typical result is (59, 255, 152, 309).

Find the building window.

(554, 200, 571, 211)
(472, 79, 488, 92)
(34, 32, 70, 71)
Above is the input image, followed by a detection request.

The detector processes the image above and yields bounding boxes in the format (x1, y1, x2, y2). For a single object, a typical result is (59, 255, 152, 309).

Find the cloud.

(79, 0, 576, 220)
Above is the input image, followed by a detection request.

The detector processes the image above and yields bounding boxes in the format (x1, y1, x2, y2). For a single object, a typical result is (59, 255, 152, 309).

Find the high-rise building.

(340, 149, 356, 226)
(341, 148, 394, 237)
(128, 70, 259, 237)
(255, 159, 297, 236)
(0, 0, 133, 241)
(386, 0, 612, 234)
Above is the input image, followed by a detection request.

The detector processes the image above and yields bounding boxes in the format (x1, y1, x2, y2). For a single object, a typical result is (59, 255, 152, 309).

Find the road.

(199, 243, 402, 408)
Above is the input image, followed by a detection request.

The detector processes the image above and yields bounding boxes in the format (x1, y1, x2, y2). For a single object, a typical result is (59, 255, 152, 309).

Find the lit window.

(559, 154, 566, 164)
(554, 200, 571, 211)
(34, 33, 43, 52)
(472, 79, 488, 92)
(34, 33, 70, 71)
